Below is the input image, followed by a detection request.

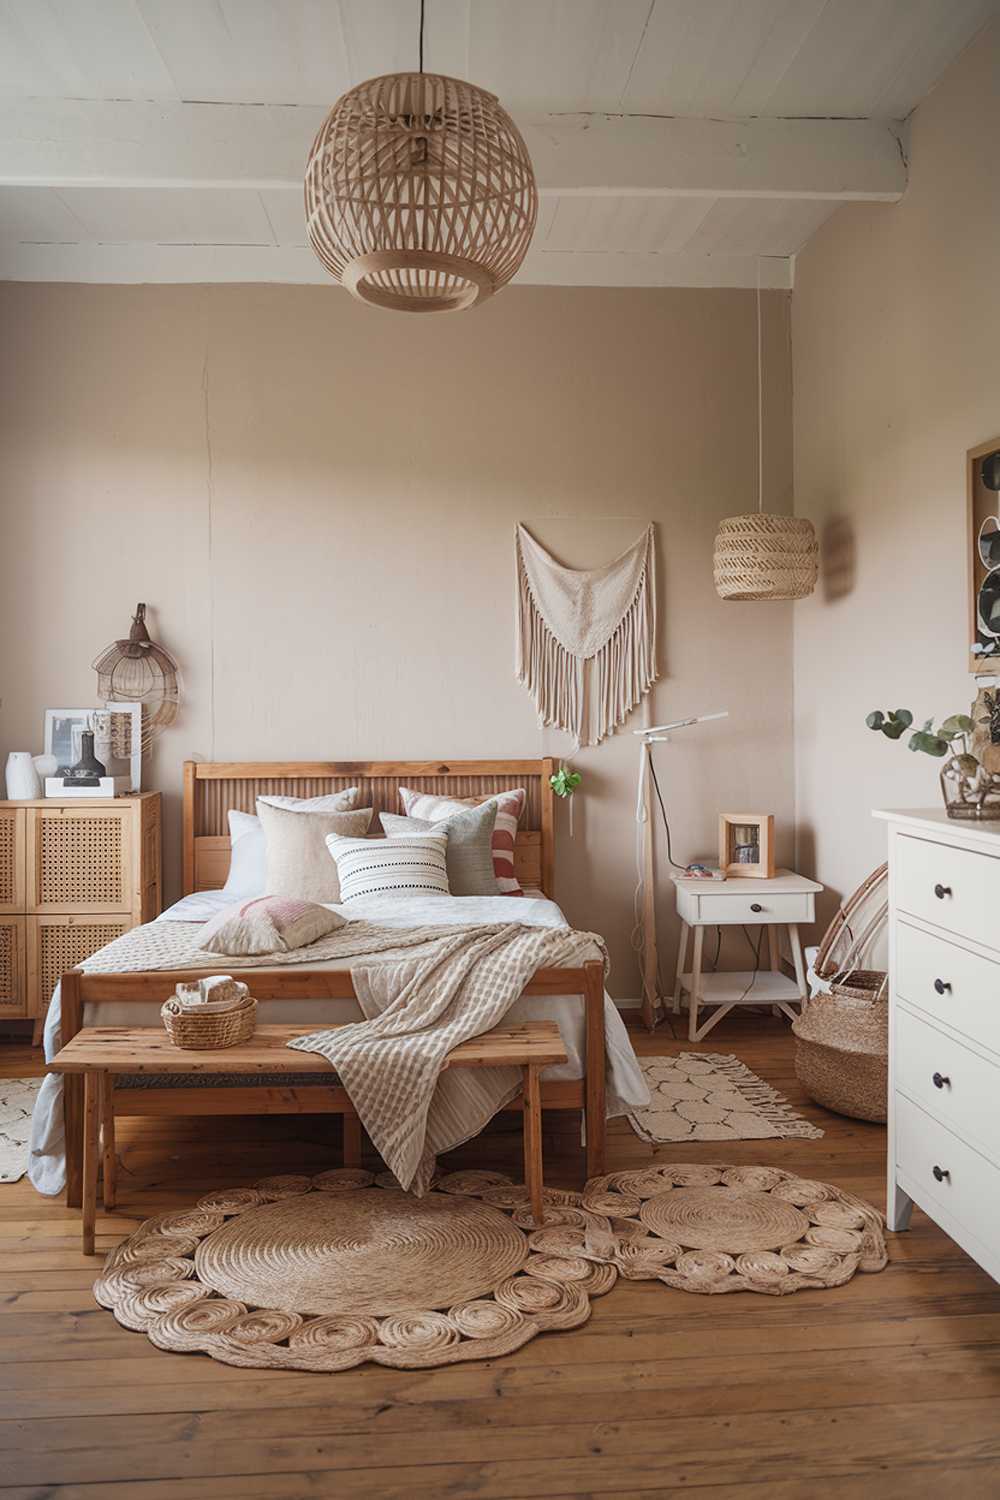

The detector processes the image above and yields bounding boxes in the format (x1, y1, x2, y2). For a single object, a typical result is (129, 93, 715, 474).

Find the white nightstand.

(671, 869, 823, 1042)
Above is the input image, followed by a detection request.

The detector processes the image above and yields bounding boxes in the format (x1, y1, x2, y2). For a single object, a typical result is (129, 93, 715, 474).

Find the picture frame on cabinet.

(92, 702, 142, 792)
(43, 709, 93, 774)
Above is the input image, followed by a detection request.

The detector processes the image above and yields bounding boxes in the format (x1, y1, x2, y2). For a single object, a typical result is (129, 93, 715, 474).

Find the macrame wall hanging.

(515, 524, 658, 748)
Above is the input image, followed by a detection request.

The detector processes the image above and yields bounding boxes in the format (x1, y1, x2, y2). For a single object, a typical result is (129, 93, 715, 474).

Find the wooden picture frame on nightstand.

(718, 813, 775, 879)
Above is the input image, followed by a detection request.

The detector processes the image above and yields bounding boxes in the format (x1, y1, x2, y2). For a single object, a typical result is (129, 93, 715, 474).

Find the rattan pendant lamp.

(713, 262, 818, 601)
(305, 0, 538, 313)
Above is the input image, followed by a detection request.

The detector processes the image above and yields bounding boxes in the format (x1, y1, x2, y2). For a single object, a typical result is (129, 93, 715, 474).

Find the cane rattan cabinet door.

(0, 917, 26, 1016)
(0, 809, 25, 914)
(26, 805, 133, 914)
(27, 914, 133, 1020)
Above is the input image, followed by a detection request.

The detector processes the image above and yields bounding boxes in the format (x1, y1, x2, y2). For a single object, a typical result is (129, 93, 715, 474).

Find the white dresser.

(876, 809, 1000, 1281)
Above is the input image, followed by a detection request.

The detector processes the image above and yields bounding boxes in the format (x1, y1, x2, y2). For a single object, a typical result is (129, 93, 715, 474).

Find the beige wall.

(0, 281, 795, 996)
(792, 19, 1000, 923)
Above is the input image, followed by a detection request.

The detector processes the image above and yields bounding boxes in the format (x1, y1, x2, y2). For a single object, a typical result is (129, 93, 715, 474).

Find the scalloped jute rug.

(628, 1054, 824, 1144)
(94, 1163, 887, 1372)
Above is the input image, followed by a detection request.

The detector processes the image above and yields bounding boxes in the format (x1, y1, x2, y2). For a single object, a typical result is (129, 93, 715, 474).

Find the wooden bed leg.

(583, 960, 606, 1182)
(343, 1111, 363, 1169)
(523, 1063, 544, 1227)
(62, 971, 84, 1209)
(101, 1075, 117, 1211)
(82, 1072, 100, 1256)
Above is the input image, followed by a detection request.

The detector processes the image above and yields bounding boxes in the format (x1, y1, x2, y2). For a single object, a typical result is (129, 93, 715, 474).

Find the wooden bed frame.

(62, 759, 609, 1207)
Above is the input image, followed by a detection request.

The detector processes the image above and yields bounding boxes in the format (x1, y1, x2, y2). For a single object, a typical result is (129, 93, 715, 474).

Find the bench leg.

(523, 1063, 544, 1228)
(584, 960, 606, 1181)
(82, 1073, 100, 1256)
(65, 1074, 83, 1209)
(101, 1075, 117, 1211)
(343, 1112, 363, 1169)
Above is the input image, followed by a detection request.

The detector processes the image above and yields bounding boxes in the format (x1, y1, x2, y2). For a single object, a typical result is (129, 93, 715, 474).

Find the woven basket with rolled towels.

(161, 975, 257, 1049)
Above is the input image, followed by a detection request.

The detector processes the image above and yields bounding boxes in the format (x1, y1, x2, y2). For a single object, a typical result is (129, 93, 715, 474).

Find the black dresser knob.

(933, 978, 952, 996)
(932, 1165, 950, 1183)
(932, 1072, 951, 1090)
(750, 902, 763, 913)
(934, 883, 952, 900)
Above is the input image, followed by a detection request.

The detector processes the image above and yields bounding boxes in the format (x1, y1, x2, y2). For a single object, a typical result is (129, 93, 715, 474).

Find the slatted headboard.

(182, 760, 556, 899)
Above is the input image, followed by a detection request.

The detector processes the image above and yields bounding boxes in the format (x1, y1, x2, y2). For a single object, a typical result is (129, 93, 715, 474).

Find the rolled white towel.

(173, 976, 249, 1012)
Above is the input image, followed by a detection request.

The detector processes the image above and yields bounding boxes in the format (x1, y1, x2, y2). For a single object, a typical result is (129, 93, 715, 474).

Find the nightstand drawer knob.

(932, 1072, 951, 1090)
(932, 1165, 950, 1183)
(933, 883, 952, 900)
(750, 902, 763, 913)
(933, 978, 952, 995)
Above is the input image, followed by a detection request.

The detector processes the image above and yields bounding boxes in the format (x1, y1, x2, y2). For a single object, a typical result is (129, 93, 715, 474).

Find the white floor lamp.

(633, 712, 729, 1030)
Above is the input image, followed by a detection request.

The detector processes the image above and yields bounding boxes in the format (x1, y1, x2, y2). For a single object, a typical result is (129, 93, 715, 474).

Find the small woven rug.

(93, 1163, 885, 1370)
(628, 1053, 824, 1144)
(0, 1078, 42, 1184)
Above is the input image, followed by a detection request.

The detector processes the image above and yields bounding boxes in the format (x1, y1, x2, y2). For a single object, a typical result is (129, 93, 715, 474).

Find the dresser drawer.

(896, 833, 1000, 952)
(678, 890, 814, 925)
(896, 1093, 1000, 1252)
(895, 1006, 1000, 1163)
(895, 920, 1000, 1054)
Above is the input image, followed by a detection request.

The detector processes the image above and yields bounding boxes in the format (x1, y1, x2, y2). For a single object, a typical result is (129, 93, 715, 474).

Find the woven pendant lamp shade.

(713, 514, 819, 602)
(305, 72, 537, 314)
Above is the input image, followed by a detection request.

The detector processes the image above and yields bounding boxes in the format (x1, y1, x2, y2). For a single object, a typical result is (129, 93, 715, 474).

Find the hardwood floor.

(2, 1013, 1000, 1498)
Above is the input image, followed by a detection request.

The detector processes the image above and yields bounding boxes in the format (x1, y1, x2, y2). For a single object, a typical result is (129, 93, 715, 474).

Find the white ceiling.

(0, 0, 996, 289)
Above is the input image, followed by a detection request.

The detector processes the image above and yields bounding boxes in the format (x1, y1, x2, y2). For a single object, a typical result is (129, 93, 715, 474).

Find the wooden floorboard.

(2, 1014, 1000, 1498)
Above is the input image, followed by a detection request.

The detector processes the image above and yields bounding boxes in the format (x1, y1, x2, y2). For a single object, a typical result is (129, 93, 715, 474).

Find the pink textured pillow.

(398, 787, 526, 895)
(200, 895, 346, 956)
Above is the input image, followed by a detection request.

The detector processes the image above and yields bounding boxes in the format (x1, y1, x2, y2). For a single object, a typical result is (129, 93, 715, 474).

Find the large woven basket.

(160, 994, 257, 1050)
(792, 970, 888, 1123)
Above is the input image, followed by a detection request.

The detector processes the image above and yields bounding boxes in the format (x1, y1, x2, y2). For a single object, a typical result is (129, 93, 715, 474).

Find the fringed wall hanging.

(515, 524, 658, 748)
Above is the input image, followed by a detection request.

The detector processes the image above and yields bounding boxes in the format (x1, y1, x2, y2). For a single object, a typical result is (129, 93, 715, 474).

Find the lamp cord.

(418, 0, 425, 72)
(756, 254, 763, 513)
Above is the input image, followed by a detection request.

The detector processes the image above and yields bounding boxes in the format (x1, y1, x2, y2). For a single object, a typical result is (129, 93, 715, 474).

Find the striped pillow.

(398, 788, 526, 895)
(325, 833, 450, 903)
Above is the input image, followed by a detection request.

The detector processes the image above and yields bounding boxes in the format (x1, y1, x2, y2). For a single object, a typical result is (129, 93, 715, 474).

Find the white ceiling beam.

(0, 98, 906, 201)
(0, 241, 793, 291)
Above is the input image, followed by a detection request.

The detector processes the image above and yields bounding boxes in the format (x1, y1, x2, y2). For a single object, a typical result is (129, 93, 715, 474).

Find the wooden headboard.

(182, 759, 556, 900)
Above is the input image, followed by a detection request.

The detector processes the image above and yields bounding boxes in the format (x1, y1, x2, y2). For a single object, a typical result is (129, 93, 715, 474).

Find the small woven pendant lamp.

(93, 603, 180, 750)
(713, 262, 818, 601)
(304, 1, 537, 314)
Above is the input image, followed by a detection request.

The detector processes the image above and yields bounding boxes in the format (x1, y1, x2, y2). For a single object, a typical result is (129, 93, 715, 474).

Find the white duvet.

(28, 890, 649, 1196)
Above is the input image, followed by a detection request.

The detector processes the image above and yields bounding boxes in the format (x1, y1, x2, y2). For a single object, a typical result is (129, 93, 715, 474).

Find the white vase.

(5, 752, 42, 799)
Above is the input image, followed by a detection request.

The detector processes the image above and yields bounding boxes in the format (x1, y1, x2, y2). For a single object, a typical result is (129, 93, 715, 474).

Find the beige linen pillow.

(258, 800, 373, 903)
(199, 895, 347, 956)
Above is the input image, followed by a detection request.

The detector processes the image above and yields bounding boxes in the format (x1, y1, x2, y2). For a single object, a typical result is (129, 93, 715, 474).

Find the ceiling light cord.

(418, 0, 425, 73)
(756, 254, 763, 514)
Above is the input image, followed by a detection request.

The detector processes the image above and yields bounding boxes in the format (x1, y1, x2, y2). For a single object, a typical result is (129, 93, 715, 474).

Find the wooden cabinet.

(0, 794, 161, 1035)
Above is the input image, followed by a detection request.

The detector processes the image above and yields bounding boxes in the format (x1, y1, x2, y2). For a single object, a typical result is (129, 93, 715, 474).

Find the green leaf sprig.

(549, 766, 582, 799)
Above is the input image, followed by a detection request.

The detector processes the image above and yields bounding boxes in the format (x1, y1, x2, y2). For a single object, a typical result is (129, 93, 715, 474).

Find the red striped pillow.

(398, 787, 526, 895)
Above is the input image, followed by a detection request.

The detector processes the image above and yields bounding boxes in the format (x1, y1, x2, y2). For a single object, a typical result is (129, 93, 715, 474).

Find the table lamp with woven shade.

(713, 262, 818, 601)
(305, 4, 537, 314)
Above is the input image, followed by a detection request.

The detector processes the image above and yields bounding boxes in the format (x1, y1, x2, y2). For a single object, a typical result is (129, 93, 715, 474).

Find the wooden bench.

(48, 1020, 569, 1253)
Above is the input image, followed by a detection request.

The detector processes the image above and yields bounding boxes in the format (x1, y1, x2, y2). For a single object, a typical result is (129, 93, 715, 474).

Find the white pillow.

(326, 833, 450, 903)
(220, 789, 359, 899)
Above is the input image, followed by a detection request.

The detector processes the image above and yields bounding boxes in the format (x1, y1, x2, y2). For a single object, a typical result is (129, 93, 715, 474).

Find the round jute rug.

(94, 1164, 887, 1370)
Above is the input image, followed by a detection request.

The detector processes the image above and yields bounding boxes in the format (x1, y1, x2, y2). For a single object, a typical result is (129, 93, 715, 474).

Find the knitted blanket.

(290, 923, 607, 1193)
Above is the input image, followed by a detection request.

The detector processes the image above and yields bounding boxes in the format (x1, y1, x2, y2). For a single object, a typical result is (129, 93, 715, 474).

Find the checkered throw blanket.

(289, 923, 607, 1194)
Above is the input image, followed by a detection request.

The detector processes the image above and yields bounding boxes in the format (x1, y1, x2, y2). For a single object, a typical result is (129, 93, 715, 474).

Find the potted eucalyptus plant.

(865, 707, 1000, 819)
